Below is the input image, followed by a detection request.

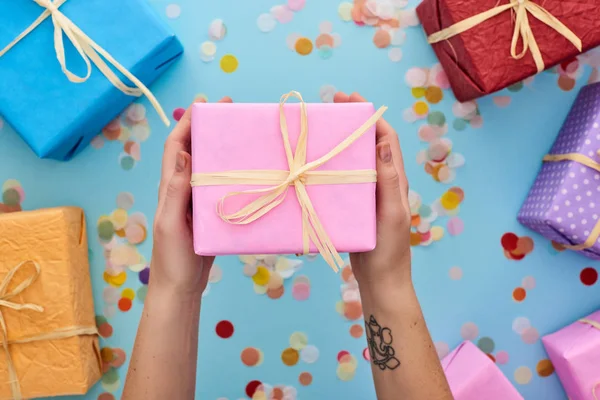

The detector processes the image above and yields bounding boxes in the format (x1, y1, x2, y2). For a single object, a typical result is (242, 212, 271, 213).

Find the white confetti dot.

(319, 84, 336, 103)
(300, 345, 320, 363)
(165, 4, 181, 19)
(286, 33, 301, 50)
(405, 67, 427, 87)
(512, 317, 530, 334)
(208, 19, 227, 41)
(390, 29, 407, 46)
(388, 47, 403, 62)
(338, 2, 353, 21)
(257, 13, 277, 32)
(402, 108, 418, 123)
(200, 41, 217, 62)
(460, 322, 478, 340)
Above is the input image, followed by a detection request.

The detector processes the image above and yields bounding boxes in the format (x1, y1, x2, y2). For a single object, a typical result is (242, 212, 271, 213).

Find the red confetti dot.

(98, 322, 113, 338)
(172, 107, 185, 121)
(118, 297, 132, 312)
(245, 380, 262, 397)
(215, 320, 234, 338)
(487, 353, 496, 362)
(580, 267, 598, 286)
(501, 233, 519, 251)
(337, 350, 350, 362)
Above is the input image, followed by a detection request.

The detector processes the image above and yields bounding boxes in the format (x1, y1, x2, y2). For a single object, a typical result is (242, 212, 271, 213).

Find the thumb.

(161, 151, 192, 227)
(376, 142, 404, 222)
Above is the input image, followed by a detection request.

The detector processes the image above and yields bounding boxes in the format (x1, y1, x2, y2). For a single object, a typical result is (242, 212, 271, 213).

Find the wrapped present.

(0, 0, 183, 161)
(442, 341, 523, 400)
(518, 82, 600, 260)
(0, 207, 101, 399)
(416, 0, 600, 101)
(190, 91, 386, 272)
(542, 311, 600, 400)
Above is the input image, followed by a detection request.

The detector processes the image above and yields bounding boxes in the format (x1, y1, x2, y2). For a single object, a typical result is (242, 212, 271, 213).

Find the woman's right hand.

(334, 92, 412, 289)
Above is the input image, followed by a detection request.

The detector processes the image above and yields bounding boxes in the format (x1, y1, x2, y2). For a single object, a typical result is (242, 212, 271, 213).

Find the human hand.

(150, 96, 232, 298)
(333, 92, 412, 289)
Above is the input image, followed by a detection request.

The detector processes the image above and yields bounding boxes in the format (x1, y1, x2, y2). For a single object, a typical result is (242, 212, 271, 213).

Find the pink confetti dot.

(434, 342, 449, 359)
(447, 217, 464, 236)
(521, 327, 539, 344)
(460, 322, 479, 341)
(362, 348, 370, 361)
(271, 5, 294, 23)
(287, 0, 305, 11)
(521, 276, 536, 290)
(173, 107, 185, 121)
(292, 282, 310, 301)
(405, 68, 428, 88)
(496, 350, 509, 365)
(449, 266, 463, 280)
(470, 115, 484, 129)
(493, 96, 511, 108)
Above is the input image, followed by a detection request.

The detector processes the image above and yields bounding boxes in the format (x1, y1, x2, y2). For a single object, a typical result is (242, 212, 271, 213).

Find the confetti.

(337, 353, 358, 381)
(257, 13, 277, 32)
(477, 337, 495, 353)
(514, 366, 533, 385)
(298, 372, 312, 386)
(496, 351, 509, 365)
(295, 37, 313, 55)
(460, 322, 479, 341)
(241, 347, 263, 367)
(580, 267, 598, 286)
(281, 348, 300, 366)
(216, 320, 234, 339)
(512, 317, 531, 335)
(536, 359, 554, 377)
(300, 345, 319, 364)
(220, 54, 238, 73)
(200, 41, 217, 63)
(290, 332, 309, 350)
(435, 342, 449, 359)
(338, 2, 353, 21)
(165, 4, 181, 19)
(320, 84, 336, 103)
(208, 19, 227, 40)
(448, 266, 462, 280)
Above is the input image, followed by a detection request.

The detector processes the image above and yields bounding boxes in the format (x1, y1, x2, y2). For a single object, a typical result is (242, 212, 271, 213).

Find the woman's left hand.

(150, 96, 232, 297)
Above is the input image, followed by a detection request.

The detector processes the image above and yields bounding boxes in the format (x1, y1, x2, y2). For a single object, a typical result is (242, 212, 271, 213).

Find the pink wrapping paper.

(191, 102, 377, 255)
(542, 311, 600, 400)
(442, 341, 523, 400)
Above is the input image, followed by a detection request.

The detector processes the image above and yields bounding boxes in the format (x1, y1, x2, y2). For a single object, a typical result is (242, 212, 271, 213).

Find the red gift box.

(416, 0, 600, 102)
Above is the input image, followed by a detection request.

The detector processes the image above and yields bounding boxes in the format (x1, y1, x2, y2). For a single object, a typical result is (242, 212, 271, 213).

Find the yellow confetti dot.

(282, 347, 300, 366)
(290, 332, 308, 350)
(110, 208, 128, 230)
(335, 300, 345, 314)
(413, 101, 429, 116)
(220, 54, 238, 73)
(100, 347, 114, 363)
(411, 87, 426, 98)
(425, 86, 443, 104)
(337, 362, 356, 381)
(338, 2, 353, 21)
(253, 283, 268, 295)
(295, 37, 313, 55)
(440, 191, 461, 210)
(121, 288, 135, 300)
(431, 226, 445, 241)
(103, 271, 127, 287)
(252, 266, 271, 285)
(252, 391, 267, 400)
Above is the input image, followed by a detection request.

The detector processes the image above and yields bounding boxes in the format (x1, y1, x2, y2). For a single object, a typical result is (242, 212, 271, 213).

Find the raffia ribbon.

(543, 150, 600, 251)
(579, 318, 600, 400)
(190, 91, 387, 272)
(0, 261, 98, 400)
(427, 0, 582, 73)
(0, 0, 170, 126)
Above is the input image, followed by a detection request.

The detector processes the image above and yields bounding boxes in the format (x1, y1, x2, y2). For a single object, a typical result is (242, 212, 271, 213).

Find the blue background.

(1, 0, 599, 399)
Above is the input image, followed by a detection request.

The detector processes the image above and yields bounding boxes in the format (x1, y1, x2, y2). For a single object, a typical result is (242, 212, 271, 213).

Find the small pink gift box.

(190, 95, 381, 266)
(442, 341, 523, 400)
(542, 311, 600, 400)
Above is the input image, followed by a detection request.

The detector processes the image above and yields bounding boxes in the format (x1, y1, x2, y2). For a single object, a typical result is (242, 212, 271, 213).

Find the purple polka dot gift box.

(518, 82, 600, 260)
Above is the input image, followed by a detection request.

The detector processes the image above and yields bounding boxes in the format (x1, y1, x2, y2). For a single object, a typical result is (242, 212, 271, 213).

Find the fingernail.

(378, 143, 392, 164)
(176, 152, 186, 172)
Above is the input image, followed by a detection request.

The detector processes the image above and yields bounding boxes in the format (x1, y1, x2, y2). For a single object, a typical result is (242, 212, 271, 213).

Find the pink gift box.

(542, 311, 600, 400)
(442, 341, 523, 400)
(190, 101, 377, 256)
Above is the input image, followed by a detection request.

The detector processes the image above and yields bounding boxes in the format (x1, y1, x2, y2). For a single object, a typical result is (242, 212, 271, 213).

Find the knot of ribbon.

(543, 149, 600, 251)
(579, 318, 600, 400)
(190, 91, 387, 272)
(0, 0, 169, 126)
(0, 261, 98, 400)
(427, 0, 582, 73)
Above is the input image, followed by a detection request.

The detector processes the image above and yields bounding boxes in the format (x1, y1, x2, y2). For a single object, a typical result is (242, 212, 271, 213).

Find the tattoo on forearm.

(365, 315, 400, 370)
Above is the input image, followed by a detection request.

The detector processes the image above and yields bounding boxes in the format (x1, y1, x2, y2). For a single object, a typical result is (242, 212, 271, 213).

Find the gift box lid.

(542, 311, 600, 400)
(518, 82, 600, 259)
(0, 0, 183, 161)
(442, 341, 523, 400)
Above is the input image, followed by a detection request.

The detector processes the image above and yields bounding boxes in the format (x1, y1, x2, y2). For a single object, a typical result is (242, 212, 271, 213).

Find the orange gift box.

(0, 207, 101, 399)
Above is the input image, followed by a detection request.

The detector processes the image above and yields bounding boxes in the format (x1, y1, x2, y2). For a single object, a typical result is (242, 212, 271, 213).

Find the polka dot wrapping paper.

(518, 82, 600, 260)
(0, 0, 600, 399)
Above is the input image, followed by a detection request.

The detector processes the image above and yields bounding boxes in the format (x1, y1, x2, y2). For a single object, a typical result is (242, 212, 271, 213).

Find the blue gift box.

(0, 0, 183, 161)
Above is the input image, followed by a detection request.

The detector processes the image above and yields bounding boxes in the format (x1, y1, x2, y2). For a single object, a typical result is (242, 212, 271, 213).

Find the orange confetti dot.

(299, 372, 313, 386)
(513, 287, 526, 302)
(118, 297, 132, 312)
(315, 33, 334, 49)
(281, 348, 300, 366)
(551, 240, 567, 252)
(350, 324, 364, 338)
(341, 266, 354, 282)
(100, 347, 114, 363)
(411, 214, 421, 227)
(295, 38, 313, 55)
(536, 359, 554, 377)
(115, 228, 126, 238)
(267, 285, 284, 299)
(241, 347, 261, 367)
(558, 75, 576, 91)
(272, 387, 284, 399)
(513, 236, 534, 256)
(425, 86, 443, 104)
(373, 29, 391, 48)
(343, 301, 363, 320)
(410, 232, 422, 246)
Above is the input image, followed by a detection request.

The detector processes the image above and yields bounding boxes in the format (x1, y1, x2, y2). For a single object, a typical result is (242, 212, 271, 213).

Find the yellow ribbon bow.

(543, 149, 600, 251)
(190, 91, 387, 272)
(427, 0, 583, 73)
(579, 318, 600, 400)
(0, 261, 98, 400)
(0, 0, 170, 126)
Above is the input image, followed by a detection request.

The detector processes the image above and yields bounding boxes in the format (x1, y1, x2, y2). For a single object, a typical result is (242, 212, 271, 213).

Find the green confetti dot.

(95, 315, 108, 327)
(120, 155, 135, 170)
(318, 46, 333, 60)
(137, 285, 148, 303)
(88, 247, 94, 260)
(97, 220, 115, 242)
(427, 111, 446, 127)
(508, 82, 523, 92)
(453, 119, 468, 131)
(102, 367, 119, 384)
(477, 337, 495, 354)
(2, 188, 20, 206)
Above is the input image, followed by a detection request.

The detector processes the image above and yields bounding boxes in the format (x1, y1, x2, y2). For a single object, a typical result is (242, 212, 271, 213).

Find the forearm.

(359, 275, 452, 400)
(123, 284, 202, 400)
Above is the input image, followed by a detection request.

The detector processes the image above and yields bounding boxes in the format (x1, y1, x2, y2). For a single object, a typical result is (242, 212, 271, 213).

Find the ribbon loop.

(0, 0, 170, 126)
(427, 0, 583, 73)
(191, 91, 387, 272)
